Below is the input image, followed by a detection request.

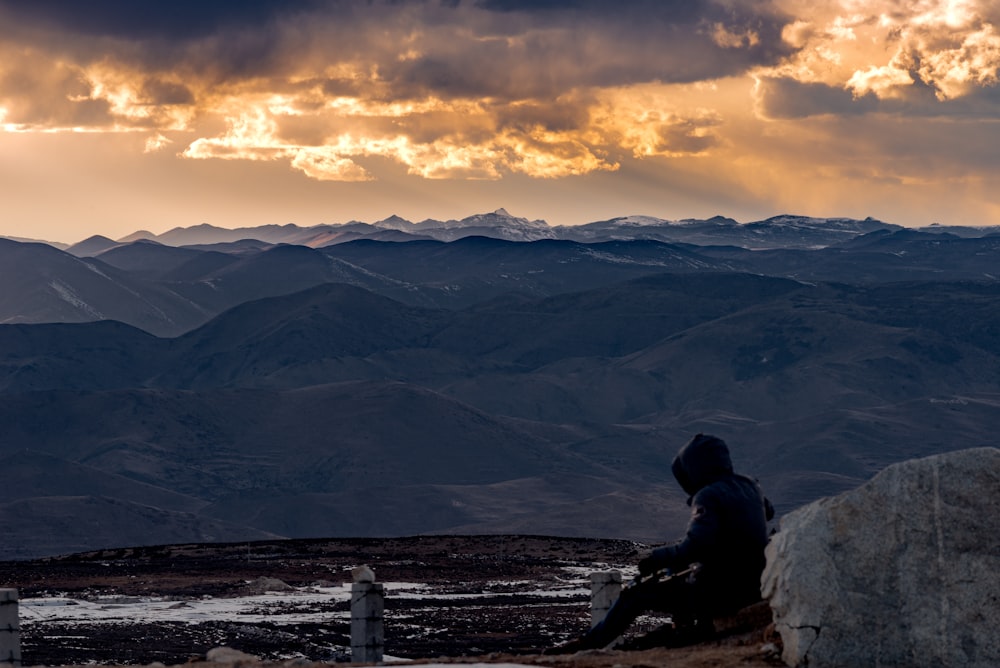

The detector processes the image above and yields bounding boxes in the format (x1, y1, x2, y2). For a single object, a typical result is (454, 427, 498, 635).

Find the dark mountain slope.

(95, 241, 208, 280)
(0, 381, 652, 548)
(696, 233, 1000, 283)
(429, 273, 804, 367)
(66, 234, 119, 257)
(1, 272, 999, 558)
(433, 280, 1000, 426)
(0, 388, 253, 495)
(0, 321, 164, 392)
(0, 450, 205, 513)
(0, 496, 280, 560)
(162, 243, 430, 315)
(0, 239, 208, 335)
(843, 280, 1000, 351)
(33, 382, 570, 492)
(159, 250, 242, 282)
(321, 237, 739, 307)
(620, 303, 997, 419)
(160, 283, 450, 388)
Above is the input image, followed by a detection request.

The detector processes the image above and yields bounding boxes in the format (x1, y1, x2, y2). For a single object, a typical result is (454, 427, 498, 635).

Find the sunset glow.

(1, 0, 999, 242)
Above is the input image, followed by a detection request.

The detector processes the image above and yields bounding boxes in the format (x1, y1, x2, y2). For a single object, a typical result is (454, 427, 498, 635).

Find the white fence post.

(0, 589, 19, 668)
(589, 571, 622, 629)
(350, 568, 384, 663)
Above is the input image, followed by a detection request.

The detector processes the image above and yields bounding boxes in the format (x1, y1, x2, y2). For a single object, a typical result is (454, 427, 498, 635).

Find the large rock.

(762, 447, 1000, 668)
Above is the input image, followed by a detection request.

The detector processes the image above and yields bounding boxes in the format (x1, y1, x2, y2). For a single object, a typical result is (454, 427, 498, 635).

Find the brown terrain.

(0, 535, 781, 668)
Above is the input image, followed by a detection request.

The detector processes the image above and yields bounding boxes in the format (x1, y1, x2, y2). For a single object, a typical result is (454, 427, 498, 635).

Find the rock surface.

(762, 447, 1000, 667)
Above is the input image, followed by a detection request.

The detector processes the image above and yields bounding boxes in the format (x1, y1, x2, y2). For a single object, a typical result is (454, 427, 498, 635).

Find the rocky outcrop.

(762, 447, 1000, 668)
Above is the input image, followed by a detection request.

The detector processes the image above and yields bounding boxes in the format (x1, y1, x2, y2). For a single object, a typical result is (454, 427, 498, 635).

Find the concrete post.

(0, 589, 20, 668)
(350, 568, 384, 664)
(589, 571, 622, 629)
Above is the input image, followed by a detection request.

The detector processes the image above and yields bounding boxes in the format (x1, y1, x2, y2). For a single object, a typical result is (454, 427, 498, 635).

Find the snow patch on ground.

(609, 216, 670, 226)
(22, 585, 356, 626)
(20, 565, 603, 627)
(48, 280, 103, 318)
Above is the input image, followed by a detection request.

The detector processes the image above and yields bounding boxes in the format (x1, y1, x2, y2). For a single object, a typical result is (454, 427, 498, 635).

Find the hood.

(672, 433, 733, 497)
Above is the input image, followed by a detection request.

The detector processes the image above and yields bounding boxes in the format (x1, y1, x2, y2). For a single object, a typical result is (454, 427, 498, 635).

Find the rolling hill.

(2, 267, 999, 558)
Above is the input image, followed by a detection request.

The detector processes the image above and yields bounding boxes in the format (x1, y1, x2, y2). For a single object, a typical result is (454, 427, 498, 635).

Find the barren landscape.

(4, 214, 997, 668)
(2, 535, 777, 667)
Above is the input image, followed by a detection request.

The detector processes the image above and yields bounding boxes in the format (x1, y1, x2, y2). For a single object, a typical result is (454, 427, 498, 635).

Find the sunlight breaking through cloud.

(768, 0, 1000, 104)
(175, 84, 737, 181)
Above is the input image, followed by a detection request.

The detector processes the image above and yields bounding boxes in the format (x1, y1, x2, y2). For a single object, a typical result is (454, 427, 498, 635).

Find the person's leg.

(577, 578, 663, 649)
(568, 573, 710, 651)
(546, 586, 647, 653)
(612, 578, 718, 651)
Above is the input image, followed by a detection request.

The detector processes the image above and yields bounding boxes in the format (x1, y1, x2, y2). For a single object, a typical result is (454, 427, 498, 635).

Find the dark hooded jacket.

(646, 434, 773, 613)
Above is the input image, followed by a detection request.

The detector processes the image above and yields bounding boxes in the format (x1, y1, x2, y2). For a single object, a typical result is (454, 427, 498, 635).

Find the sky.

(1, 0, 999, 243)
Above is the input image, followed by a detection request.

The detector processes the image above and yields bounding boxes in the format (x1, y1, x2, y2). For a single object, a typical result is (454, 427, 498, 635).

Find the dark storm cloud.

(757, 76, 1000, 120)
(367, 0, 797, 103)
(0, 0, 797, 89)
(756, 77, 879, 119)
(475, 0, 703, 23)
(475, 0, 583, 10)
(0, 1, 318, 90)
(0, 0, 317, 40)
(496, 99, 592, 134)
(140, 79, 195, 106)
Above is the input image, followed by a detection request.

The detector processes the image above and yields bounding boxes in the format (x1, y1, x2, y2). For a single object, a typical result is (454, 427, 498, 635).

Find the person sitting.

(550, 433, 774, 653)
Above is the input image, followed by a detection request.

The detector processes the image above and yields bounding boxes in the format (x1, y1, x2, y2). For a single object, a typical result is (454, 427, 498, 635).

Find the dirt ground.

(0, 535, 784, 667)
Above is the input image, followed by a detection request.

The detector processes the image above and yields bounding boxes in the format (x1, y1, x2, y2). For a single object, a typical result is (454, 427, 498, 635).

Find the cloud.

(0, 0, 316, 41)
(0, 1, 795, 89)
(590, 86, 725, 157)
(761, 0, 1000, 115)
(754, 76, 879, 118)
(144, 133, 173, 153)
(178, 94, 619, 180)
(0, 49, 113, 130)
(10, 0, 999, 201)
(0, 0, 798, 180)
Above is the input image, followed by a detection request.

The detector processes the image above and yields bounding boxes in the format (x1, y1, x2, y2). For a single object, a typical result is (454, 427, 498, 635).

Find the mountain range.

(1, 211, 999, 559)
(6, 212, 1000, 337)
(46, 208, 913, 251)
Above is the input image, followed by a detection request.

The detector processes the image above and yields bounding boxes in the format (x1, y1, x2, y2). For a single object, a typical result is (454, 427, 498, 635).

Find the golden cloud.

(915, 22, 1000, 99)
(179, 95, 618, 181)
(144, 133, 173, 153)
(770, 0, 1000, 102)
(167, 77, 727, 182)
(591, 86, 724, 158)
(0, 46, 196, 133)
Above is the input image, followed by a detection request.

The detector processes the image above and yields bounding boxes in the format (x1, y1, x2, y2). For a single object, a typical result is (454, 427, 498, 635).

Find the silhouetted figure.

(550, 433, 774, 653)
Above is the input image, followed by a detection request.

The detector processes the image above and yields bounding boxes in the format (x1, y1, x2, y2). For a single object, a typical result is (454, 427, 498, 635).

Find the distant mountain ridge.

(7, 225, 1000, 337)
(66, 209, 920, 250)
(9, 209, 999, 252)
